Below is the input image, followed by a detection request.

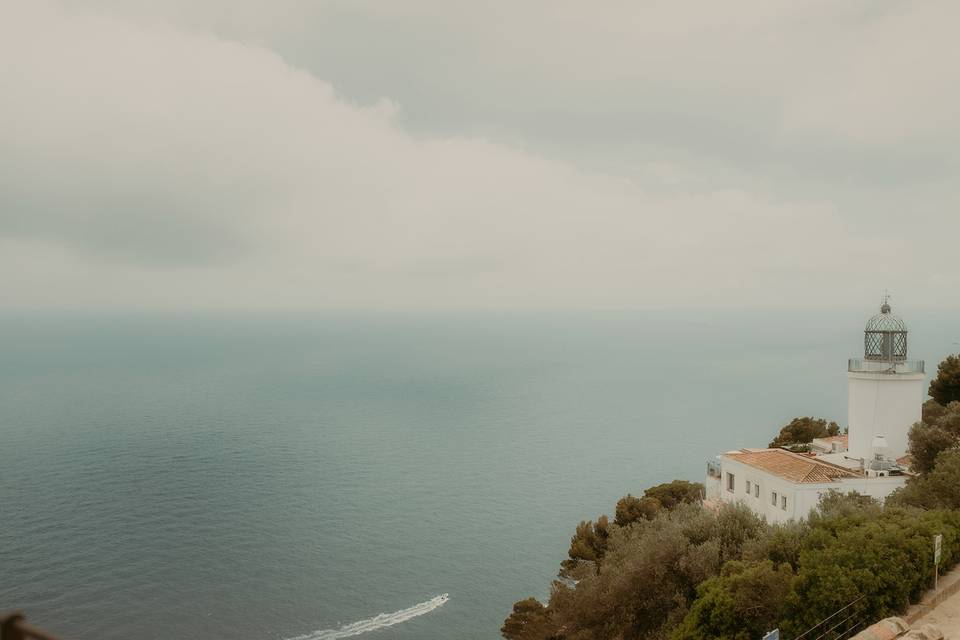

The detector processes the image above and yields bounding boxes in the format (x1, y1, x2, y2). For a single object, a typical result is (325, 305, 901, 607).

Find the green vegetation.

(906, 401, 960, 474)
(907, 358, 960, 473)
(504, 491, 960, 640)
(561, 481, 703, 579)
(643, 479, 703, 509)
(923, 398, 948, 424)
(890, 449, 960, 510)
(786, 499, 960, 633)
(560, 516, 612, 578)
(929, 354, 960, 406)
(501, 599, 552, 640)
(506, 500, 762, 640)
(614, 494, 659, 527)
(670, 560, 794, 640)
(894, 369, 960, 508)
(768, 417, 840, 449)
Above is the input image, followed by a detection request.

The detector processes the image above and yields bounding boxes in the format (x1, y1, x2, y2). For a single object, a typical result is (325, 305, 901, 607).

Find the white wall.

(717, 457, 832, 524)
(715, 456, 909, 523)
(847, 371, 924, 461)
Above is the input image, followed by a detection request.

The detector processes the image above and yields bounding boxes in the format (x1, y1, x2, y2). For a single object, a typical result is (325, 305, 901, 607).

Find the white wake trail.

(286, 594, 449, 640)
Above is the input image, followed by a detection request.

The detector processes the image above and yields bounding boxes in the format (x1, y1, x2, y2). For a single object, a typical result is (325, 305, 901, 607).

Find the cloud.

(0, 1, 957, 310)
(62, 1, 960, 150)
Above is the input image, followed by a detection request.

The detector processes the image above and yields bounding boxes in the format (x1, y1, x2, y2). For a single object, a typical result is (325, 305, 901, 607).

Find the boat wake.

(286, 594, 449, 640)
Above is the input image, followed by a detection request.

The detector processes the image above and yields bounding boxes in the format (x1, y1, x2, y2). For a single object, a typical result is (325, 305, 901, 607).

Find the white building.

(705, 301, 925, 521)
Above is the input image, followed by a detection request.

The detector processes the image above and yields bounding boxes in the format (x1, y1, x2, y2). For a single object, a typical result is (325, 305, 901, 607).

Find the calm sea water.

(1, 311, 956, 639)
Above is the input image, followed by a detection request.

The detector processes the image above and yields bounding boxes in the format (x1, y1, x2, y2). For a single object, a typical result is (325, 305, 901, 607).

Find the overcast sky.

(2, 0, 957, 311)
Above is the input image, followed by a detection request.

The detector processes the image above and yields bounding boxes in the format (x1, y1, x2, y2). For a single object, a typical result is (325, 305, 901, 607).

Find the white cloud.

(1, 1, 957, 310)
(64, 0, 960, 146)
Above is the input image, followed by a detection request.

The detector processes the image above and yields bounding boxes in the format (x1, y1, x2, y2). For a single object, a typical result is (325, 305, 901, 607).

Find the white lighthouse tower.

(847, 299, 925, 463)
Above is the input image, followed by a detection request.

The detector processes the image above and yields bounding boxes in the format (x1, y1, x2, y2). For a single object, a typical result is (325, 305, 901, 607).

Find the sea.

(1, 310, 956, 639)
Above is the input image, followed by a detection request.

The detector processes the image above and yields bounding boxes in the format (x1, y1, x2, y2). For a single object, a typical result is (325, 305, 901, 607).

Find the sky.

(2, 0, 958, 311)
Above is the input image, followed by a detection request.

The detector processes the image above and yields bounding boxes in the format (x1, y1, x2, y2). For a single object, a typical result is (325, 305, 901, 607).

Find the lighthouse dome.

(865, 303, 907, 333)
(863, 302, 907, 361)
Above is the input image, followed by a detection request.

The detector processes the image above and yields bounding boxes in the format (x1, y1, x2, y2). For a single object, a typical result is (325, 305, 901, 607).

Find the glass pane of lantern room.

(881, 333, 893, 360)
(894, 333, 907, 357)
(865, 333, 881, 358)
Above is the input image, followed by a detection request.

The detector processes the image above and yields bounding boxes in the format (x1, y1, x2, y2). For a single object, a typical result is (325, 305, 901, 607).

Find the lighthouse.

(705, 298, 924, 522)
(846, 300, 925, 464)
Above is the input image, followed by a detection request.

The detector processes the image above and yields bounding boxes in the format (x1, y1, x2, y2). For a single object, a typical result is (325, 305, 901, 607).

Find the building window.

(781, 495, 788, 510)
(754, 484, 760, 498)
(771, 491, 778, 506)
(726, 472, 735, 493)
(746, 480, 752, 494)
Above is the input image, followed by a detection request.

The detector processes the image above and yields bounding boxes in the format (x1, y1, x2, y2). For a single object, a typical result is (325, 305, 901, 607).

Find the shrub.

(501, 598, 555, 640)
(671, 560, 795, 640)
(643, 480, 704, 510)
(889, 449, 960, 510)
(768, 417, 840, 449)
(615, 494, 661, 527)
(929, 355, 960, 406)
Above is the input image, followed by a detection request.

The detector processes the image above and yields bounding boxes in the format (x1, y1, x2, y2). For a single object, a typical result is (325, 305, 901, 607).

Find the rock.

(852, 617, 910, 640)
(902, 623, 944, 640)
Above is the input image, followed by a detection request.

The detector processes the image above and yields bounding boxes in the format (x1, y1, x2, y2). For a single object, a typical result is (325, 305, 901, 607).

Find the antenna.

(881, 289, 891, 314)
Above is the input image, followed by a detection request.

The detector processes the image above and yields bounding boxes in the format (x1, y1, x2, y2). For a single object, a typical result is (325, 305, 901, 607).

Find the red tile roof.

(723, 448, 862, 483)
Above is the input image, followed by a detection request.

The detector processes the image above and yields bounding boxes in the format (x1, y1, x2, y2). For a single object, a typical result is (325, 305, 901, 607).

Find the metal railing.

(848, 358, 924, 374)
(791, 596, 865, 640)
(0, 612, 60, 640)
(706, 458, 721, 478)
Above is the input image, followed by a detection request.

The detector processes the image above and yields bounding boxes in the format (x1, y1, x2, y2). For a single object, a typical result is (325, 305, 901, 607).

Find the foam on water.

(285, 594, 450, 640)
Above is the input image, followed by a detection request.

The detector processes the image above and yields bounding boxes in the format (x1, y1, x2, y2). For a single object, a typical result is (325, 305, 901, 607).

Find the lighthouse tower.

(847, 300, 925, 463)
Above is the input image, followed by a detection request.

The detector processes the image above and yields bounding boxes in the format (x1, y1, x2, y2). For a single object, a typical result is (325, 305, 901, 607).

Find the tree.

(816, 490, 880, 518)
(559, 482, 704, 580)
(615, 494, 660, 527)
(560, 515, 612, 576)
(768, 417, 840, 449)
(544, 504, 761, 640)
(501, 598, 554, 640)
(907, 422, 957, 474)
(930, 355, 960, 406)
(905, 402, 960, 474)
(923, 398, 948, 424)
(742, 521, 808, 571)
(781, 505, 960, 636)
(671, 560, 795, 640)
(888, 449, 960, 510)
(937, 402, 960, 434)
(643, 479, 704, 509)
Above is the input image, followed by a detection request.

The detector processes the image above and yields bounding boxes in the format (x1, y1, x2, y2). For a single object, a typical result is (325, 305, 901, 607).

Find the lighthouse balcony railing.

(848, 358, 924, 374)
(706, 458, 722, 479)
